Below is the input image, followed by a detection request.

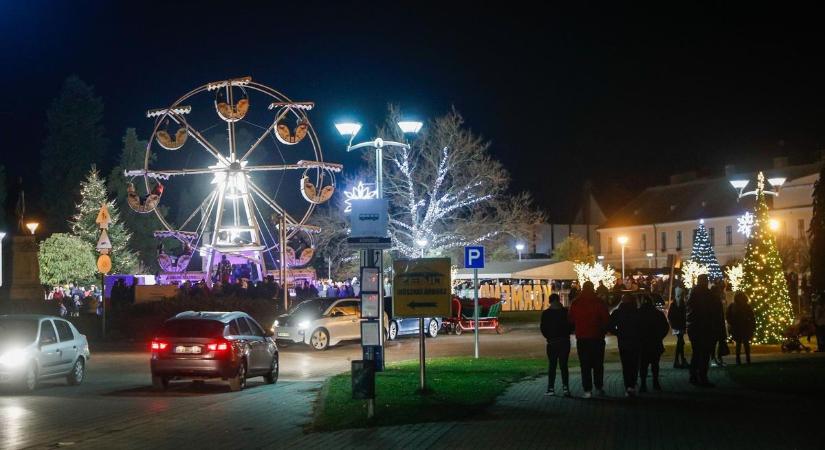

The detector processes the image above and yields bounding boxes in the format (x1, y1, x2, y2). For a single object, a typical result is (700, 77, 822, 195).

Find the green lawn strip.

(312, 356, 548, 431)
(500, 310, 542, 325)
(726, 357, 825, 395)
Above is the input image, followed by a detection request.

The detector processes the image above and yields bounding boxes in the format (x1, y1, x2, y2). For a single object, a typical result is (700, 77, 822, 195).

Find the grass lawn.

(500, 310, 542, 325)
(726, 356, 825, 395)
(312, 356, 547, 431)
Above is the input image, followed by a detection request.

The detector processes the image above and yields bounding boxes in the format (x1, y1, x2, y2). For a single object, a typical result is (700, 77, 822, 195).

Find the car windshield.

(0, 318, 38, 344)
(157, 319, 225, 338)
(288, 298, 334, 319)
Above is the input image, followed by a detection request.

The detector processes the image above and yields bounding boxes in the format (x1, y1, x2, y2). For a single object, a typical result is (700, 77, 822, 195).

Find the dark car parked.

(150, 311, 278, 391)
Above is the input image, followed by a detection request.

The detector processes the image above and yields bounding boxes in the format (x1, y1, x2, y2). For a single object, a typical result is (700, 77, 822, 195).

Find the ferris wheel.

(125, 76, 342, 279)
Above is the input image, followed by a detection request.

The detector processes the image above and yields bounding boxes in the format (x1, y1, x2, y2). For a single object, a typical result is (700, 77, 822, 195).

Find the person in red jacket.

(568, 281, 610, 398)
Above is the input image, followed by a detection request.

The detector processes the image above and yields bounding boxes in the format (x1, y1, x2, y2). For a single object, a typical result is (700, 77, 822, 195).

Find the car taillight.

(207, 341, 229, 351)
(151, 340, 168, 351)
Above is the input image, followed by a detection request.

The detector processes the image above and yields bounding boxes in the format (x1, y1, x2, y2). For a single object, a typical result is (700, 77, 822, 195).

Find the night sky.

(2, 1, 825, 223)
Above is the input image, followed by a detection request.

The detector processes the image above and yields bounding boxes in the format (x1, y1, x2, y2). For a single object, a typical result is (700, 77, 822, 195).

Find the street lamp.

(515, 243, 525, 261)
(25, 222, 39, 235)
(597, 255, 604, 261)
(617, 236, 629, 280)
(0, 232, 6, 287)
(730, 172, 784, 200)
(415, 238, 428, 258)
(768, 218, 780, 232)
(335, 119, 422, 199)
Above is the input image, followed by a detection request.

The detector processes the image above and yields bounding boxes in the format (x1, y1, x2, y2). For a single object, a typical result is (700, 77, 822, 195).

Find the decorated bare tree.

(380, 107, 544, 259)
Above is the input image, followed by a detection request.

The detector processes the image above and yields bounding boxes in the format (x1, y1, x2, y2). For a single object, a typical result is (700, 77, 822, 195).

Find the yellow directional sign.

(96, 229, 112, 251)
(392, 258, 452, 318)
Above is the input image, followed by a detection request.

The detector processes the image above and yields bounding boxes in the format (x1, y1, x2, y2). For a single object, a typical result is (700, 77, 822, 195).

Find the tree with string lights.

(689, 220, 723, 282)
(740, 172, 795, 344)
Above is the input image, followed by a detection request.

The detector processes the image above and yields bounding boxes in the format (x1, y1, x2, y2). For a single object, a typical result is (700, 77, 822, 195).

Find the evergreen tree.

(108, 128, 164, 271)
(741, 172, 795, 344)
(40, 76, 107, 231)
(70, 167, 139, 274)
(810, 162, 825, 294)
(38, 233, 97, 286)
(689, 221, 723, 281)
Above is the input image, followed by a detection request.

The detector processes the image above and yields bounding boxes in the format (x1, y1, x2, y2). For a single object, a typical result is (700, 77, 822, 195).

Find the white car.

(0, 315, 91, 391)
(273, 297, 386, 351)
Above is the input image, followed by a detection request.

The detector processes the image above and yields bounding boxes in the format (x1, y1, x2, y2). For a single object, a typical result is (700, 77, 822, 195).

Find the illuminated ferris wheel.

(125, 76, 342, 278)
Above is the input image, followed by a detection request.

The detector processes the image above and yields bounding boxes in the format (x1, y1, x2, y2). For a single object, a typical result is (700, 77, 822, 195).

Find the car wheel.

(66, 358, 85, 386)
(20, 362, 37, 392)
(388, 321, 398, 341)
(152, 375, 169, 391)
(427, 320, 439, 338)
(264, 354, 279, 384)
(310, 329, 329, 351)
(454, 324, 463, 336)
(229, 360, 247, 391)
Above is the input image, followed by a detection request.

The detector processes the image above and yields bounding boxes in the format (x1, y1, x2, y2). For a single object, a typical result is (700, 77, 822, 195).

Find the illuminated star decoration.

(737, 211, 755, 238)
(343, 181, 378, 213)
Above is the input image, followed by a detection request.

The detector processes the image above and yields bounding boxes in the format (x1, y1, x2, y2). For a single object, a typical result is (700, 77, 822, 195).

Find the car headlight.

(0, 349, 27, 368)
(273, 320, 279, 328)
(298, 320, 310, 330)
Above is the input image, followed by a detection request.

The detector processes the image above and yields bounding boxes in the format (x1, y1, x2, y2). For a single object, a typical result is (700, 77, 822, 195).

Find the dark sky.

(2, 1, 825, 223)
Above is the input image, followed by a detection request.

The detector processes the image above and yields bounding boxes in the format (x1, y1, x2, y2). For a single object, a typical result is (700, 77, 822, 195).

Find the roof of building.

(600, 160, 823, 229)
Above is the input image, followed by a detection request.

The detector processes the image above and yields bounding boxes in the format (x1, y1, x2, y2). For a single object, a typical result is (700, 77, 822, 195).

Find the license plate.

(174, 345, 202, 354)
(277, 332, 290, 337)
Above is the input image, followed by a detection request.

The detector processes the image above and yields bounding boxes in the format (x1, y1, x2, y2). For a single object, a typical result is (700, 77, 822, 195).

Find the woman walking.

(639, 296, 670, 391)
(609, 294, 642, 397)
(540, 294, 573, 396)
(726, 292, 756, 364)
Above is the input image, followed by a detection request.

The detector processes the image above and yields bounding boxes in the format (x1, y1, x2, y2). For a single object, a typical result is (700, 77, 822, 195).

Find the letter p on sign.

(464, 246, 485, 269)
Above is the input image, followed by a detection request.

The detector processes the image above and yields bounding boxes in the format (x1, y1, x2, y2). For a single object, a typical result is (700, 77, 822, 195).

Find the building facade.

(597, 158, 821, 271)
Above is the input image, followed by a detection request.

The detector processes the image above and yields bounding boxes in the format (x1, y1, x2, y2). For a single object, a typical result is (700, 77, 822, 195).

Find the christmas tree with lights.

(690, 220, 723, 281)
(740, 172, 794, 344)
(70, 166, 139, 275)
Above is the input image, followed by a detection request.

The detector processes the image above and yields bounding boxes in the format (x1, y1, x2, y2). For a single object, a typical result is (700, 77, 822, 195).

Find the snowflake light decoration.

(737, 211, 755, 238)
(725, 263, 744, 292)
(343, 181, 378, 213)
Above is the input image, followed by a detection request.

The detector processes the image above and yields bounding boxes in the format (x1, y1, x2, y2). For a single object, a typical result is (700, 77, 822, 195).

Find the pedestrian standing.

(687, 274, 723, 387)
(639, 296, 670, 391)
(609, 294, 642, 397)
(711, 284, 729, 367)
(568, 281, 610, 398)
(540, 294, 573, 397)
(727, 292, 756, 364)
(667, 287, 688, 368)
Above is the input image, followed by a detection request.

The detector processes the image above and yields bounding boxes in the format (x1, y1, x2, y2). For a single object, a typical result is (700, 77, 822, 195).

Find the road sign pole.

(474, 268, 479, 359)
(419, 317, 426, 391)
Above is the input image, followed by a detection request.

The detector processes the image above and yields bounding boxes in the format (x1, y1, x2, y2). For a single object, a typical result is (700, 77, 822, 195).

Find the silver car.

(0, 315, 91, 391)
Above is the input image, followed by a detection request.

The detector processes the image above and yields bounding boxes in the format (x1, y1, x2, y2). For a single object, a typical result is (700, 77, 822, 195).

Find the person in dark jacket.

(687, 274, 723, 387)
(609, 294, 642, 396)
(667, 287, 688, 368)
(639, 296, 670, 391)
(726, 292, 755, 364)
(710, 284, 729, 367)
(540, 294, 573, 396)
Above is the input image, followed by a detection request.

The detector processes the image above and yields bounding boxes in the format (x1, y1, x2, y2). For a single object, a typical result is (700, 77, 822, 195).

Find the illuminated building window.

(726, 225, 733, 246)
(676, 230, 682, 251)
(660, 232, 667, 251)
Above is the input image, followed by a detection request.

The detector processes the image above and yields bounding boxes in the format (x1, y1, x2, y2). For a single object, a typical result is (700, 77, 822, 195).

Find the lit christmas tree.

(689, 220, 723, 281)
(740, 172, 794, 344)
(70, 166, 139, 275)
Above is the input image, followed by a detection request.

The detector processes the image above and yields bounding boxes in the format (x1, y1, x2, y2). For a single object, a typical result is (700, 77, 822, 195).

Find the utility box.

(351, 359, 375, 400)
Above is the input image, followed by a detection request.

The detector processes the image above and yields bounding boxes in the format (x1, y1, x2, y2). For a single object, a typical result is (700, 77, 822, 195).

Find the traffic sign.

(392, 258, 452, 318)
(95, 203, 112, 229)
(464, 246, 485, 269)
(96, 229, 112, 251)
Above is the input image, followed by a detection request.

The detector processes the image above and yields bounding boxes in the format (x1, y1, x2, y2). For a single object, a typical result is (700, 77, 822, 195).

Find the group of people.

(540, 274, 759, 398)
(47, 284, 102, 317)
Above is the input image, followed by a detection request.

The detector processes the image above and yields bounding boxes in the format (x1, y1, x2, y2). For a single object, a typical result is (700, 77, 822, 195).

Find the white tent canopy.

(454, 260, 578, 281)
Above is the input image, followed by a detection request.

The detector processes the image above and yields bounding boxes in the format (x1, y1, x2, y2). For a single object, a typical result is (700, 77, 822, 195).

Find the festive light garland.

(689, 221, 723, 281)
(725, 263, 744, 292)
(740, 172, 795, 344)
(573, 262, 617, 289)
(681, 260, 708, 289)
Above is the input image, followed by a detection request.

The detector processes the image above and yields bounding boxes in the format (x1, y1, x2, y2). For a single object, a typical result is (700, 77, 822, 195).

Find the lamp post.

(0, 232, 5, 287)
(617, 236, 628, 280)
(416, 239, 428, 258)
(515, 243, 525, 261)
(335, 120, 422, 199)
(25, 222, 39, 235)
(729, 173, 784, 200)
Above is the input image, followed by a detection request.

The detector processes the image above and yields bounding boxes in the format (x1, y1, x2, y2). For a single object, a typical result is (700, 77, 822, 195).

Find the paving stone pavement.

(284, 359, 822, 450)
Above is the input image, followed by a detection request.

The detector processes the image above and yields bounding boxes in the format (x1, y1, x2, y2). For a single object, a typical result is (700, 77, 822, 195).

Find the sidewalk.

(283, 357, 822, 449)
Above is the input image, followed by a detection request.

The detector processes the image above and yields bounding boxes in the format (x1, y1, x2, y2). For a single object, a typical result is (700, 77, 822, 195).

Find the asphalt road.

(0, 327, 557, 449)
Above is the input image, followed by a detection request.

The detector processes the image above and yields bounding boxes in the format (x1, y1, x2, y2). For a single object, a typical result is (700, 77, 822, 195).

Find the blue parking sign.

(464, 246, 485, 269)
